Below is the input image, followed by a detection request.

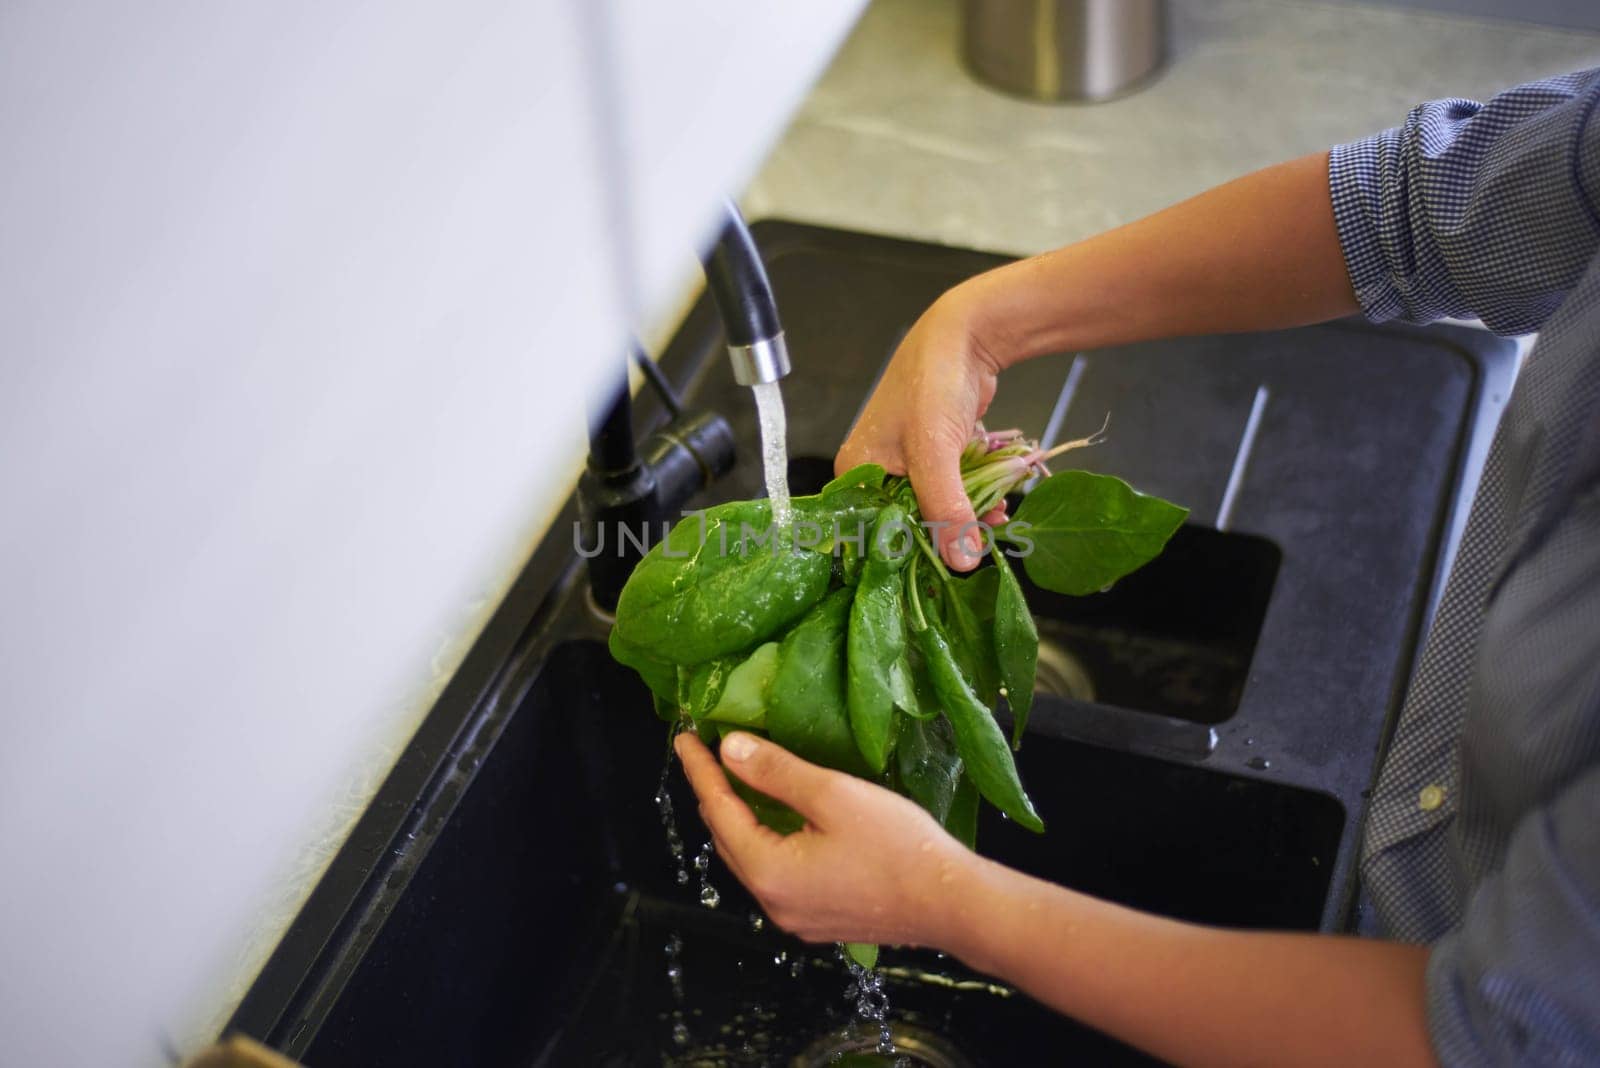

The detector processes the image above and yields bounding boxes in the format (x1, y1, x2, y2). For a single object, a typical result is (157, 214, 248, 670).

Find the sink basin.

(1021, 523, 1279, 727)
(288, 639, 1342, 1066)
(229, 221, 1514, 1066)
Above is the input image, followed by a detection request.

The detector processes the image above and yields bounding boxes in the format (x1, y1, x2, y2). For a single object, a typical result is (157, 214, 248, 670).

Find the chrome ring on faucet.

(727, 333, 791, 386)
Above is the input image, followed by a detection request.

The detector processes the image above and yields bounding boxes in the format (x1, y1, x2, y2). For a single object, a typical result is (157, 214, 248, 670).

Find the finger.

(906, 429, 983, 572)
(835, 420, 906, 478)
(706, 824, 762, 896)
(675, 733, 781, 861)
(717, 732, 846, 829)
(980, 502, 1007, 527)
(834, 434, 867, 477)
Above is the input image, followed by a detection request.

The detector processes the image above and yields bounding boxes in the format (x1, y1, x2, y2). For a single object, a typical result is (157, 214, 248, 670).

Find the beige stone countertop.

(745, 0, 1600, 257)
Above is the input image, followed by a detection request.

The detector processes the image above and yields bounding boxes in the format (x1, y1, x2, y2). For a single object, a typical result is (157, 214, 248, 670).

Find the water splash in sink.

(752, 380, 792, 530)
(840, 945, 901, 1062)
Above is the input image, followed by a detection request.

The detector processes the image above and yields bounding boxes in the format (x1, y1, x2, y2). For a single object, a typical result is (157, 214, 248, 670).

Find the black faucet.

(579, 201, 790, 611)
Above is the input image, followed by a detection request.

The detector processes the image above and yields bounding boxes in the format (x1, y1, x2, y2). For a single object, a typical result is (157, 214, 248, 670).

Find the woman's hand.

(674, 730, 975, 948)
(835, 285, 1007, 572)
(835, 151, 1357, 578)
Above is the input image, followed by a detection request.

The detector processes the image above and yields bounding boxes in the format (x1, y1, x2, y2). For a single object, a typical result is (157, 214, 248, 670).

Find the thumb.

(906, 432, 982, 572)
(719, 732, 841, 826)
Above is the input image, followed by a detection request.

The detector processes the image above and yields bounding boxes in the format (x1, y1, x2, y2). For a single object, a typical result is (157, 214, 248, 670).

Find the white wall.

(0, 2, 863, 1063)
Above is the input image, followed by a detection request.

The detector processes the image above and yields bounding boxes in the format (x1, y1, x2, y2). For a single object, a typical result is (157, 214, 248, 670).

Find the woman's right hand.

(835, 282, 1008, 572)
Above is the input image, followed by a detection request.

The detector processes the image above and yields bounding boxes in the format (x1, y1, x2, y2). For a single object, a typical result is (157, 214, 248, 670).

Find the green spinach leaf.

(612, 498, 833, 665)
(768, 588, 871, 776)
(704, 642, 780, 727)
(935, 569, 1000, 706)
(847, 508, 915, 773)
(895, 715, 963, 824)
(844, 942, 879, 970)
(1003, 470, 1187, 596)
(821, 462, 887, 498)
(990, 552, 1038, 748)
(913, 620, 1043, 833)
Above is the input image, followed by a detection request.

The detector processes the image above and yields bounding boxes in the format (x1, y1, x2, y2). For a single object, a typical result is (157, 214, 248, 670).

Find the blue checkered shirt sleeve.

(1331, 69, 1600, 1067)
(1329, 69, 1600, 335)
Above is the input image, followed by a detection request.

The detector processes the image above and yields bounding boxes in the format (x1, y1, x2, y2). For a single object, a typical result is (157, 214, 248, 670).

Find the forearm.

(937, 856, 1437, 1068)
(960, 151, 1358, 367)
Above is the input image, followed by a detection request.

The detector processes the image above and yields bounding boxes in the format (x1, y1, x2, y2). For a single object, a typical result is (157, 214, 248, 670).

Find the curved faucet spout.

(701, 200, 791, 386)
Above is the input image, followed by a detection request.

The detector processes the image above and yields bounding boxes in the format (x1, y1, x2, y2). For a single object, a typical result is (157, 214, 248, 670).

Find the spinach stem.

(905, 553, 929, 633)
(913, 526, 949, 582)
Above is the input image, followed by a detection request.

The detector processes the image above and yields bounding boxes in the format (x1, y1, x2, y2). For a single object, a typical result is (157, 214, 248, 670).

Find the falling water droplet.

(663, 928, 688, 1046)
(1246, 756, 1271, 771)
(693, 841, 720, 908)
(749, 912, 765, 932)
(656, 762, 692, 889)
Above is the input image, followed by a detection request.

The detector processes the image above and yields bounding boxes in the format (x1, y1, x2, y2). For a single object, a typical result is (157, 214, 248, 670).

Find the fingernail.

(721, 732, 758, 762)
(964, 530, 984, 558)
(942, 540, 966, 570)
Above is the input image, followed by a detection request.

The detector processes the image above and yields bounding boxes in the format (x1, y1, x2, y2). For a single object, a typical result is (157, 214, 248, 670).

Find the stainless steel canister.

(962, 0, 1167, 102)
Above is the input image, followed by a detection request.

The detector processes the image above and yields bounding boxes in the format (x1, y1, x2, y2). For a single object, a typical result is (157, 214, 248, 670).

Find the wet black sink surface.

(300, 641, 1341, 1066)
(231, 222, 1515, 1065)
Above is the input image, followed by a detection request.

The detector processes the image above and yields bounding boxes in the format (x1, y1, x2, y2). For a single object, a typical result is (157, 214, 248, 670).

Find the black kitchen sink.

(230, 222, 1514, 1066)
(291, 639, 1342, 1067)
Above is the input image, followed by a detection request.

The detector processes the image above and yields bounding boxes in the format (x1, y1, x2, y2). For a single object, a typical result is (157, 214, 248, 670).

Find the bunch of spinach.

(610, 424, 1186, 963)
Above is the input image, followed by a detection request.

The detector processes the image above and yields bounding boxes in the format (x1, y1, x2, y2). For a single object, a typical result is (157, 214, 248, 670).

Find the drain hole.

(793, 1023, 975, 1068)
(1033, 636, 1095, 703)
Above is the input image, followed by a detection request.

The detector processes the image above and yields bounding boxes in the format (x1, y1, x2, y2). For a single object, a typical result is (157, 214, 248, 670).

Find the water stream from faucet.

(751, 380, 792, 530)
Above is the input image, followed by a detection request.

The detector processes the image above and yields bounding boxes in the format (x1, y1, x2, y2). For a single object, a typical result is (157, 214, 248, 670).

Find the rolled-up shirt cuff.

(1425, 926, 1593, 1067)
(1329, 134, 1408, 323)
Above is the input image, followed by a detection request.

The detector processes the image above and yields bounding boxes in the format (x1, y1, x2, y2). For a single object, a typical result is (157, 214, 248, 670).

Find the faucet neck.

(701, 202, 791, 385)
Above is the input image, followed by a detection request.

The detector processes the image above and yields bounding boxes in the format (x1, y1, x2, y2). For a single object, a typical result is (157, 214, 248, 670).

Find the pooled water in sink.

(753, 380, 792, 530)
